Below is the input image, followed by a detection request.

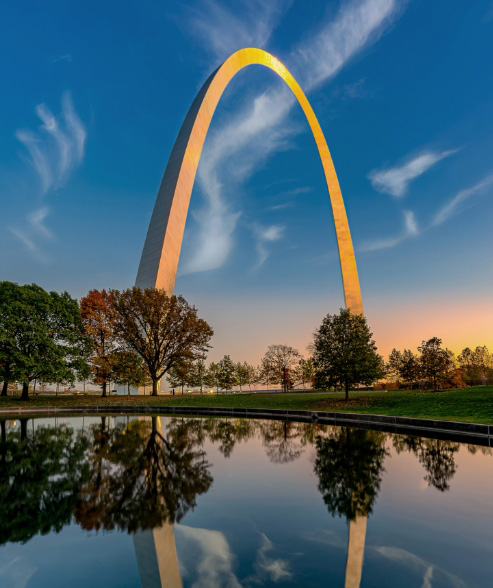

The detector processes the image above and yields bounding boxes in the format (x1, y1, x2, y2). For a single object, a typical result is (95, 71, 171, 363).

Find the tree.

(80, 289, 119, 397)
(386, 348, 421, 389)
(190, 359, 207, 393)
(217, 355, 236, 392)
(261, 344, 301, 393)
(399, 349, 421, 389)
(110, 288, 213, 396)
(457, 346, 492, 385)
(112, 350, 147, 395)
(235, 362, 250, 392)
(168, 360, 193, 395)
(0, 282, 19, 396)
(294, 358, 314, 389)
(386, 349, 403, 386)
(205, 361, 221, 392)
(313, 309, 384, 400)
(1, 282, 91, 400)
(418, 337, 454, 391)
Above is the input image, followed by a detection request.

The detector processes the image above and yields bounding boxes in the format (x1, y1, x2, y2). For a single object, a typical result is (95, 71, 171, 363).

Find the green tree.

(168, 359, 193, 395)
(235, 361, 250, 392)
(457, 346, 492, 385)
(399, 349, 421, 389)
(112, 350, 147, 395)
(110, 288, 213, 396)
(217, 355, 236, 392)
(205, 361, 221, 392)
(294, 357, 314, 389)
(0, 282, 18, 396)
(1, 282, 91, 400)
(386, 349, 403, 385)
(418, 337, 454, 391)
(189, 359, 207, 393)
(313, 309, 384, 400)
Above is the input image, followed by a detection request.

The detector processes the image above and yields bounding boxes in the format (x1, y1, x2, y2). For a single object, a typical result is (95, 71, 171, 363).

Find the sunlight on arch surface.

(135, 48, 364, 315)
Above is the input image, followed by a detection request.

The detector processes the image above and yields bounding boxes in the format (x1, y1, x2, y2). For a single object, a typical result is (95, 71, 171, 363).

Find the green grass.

(1, 386, 493, 424)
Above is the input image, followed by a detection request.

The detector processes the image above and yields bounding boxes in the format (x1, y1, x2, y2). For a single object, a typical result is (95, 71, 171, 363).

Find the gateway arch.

(135, 48, 364, 315)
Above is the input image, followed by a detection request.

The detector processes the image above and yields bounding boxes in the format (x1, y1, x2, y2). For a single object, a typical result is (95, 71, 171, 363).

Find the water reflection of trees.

(314, 428, 388, 520)
(0, 419, 89, 545)
(76, 416, 213, 532)
(0, 415, 480, 550)
(392, 436, 460, 491)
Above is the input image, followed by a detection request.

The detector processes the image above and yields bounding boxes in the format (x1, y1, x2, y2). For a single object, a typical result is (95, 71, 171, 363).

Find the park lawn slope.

(1, 386, 493, 425)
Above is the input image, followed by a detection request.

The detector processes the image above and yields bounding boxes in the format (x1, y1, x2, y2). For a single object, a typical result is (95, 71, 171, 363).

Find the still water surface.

(0, 415, 492, 587)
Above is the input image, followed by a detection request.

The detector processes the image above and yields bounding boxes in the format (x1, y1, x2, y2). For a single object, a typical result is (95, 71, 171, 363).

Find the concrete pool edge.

(1, 405, 491, 447)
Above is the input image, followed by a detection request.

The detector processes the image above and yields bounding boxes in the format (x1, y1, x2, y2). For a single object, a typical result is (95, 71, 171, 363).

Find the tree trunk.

(1, 381, 7, 397)
(21, 381, 29, 401)
(181, 380, 184, 395)
(152, 378, 158, 396)
(102, 381, 107, 398)
(128, 383, 130, 396)
(20, 418, 28, 441)
(345, 381, 349, 401)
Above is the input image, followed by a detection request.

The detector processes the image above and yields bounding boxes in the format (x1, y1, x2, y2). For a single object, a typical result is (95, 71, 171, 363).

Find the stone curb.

(0, 405, 490, 446)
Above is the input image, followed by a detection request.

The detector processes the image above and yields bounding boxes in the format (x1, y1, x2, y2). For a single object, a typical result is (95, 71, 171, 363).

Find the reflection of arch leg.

(133, 417, 183, 588)
(133, 524, 182, 588)
(345, 515, 367, 588)
(136, 48, 363, 315)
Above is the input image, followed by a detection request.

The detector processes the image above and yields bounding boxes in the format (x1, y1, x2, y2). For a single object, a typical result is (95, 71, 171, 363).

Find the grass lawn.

(1, 386, 493, 424)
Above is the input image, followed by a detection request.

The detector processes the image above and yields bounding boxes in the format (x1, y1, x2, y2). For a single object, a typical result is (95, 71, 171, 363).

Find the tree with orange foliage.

(80, 289, 118, 397)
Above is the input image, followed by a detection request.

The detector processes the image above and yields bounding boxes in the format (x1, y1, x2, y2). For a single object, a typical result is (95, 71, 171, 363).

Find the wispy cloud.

(185, 0, 292, 63)
(175, 524, 241, 588)
(293, 0, 399, 92)
(360, 209, 418, 252)
(431, 175, 493, 227)
(251, 223, 285, 270)
(16, 91, 86, 194)
(0, 555, 37, 588)
(9, 207, 53, 262)
(362, 173, 493, 252)
(10, 92, 86, 259)
(52, 53, 73, 63)
(375, 546, 466, 588)
(182, 0, 403, 275)
(369, 149, 457, 197)
(249, 533, 292, 583)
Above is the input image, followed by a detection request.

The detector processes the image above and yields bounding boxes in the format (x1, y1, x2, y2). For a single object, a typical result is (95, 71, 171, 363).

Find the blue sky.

(1, 0, 493, 362)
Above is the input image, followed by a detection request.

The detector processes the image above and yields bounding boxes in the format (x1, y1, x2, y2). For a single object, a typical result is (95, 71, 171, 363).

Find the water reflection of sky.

(0, 416, 492, 587)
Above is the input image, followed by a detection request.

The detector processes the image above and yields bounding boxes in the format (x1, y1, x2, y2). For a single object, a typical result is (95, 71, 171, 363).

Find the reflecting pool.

(0, 415, 492, 587)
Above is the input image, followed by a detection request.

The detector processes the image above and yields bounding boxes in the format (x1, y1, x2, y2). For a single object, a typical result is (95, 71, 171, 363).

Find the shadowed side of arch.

(135, 48, 364, 315)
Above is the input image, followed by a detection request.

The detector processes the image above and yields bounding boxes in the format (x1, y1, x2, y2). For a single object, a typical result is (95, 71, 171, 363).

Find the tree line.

(167, 346, 315, 394)
(386, 339, 493, 391)
(2, 280, 491, 400)
(0, 282, 213, 399)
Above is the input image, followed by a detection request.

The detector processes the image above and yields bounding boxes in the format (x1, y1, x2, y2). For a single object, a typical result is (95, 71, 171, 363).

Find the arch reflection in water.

(0, 417, 491, 587)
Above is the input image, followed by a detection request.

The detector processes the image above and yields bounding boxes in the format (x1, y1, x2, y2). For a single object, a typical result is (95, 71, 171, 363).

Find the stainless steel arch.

(136, 48, 364, 315)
